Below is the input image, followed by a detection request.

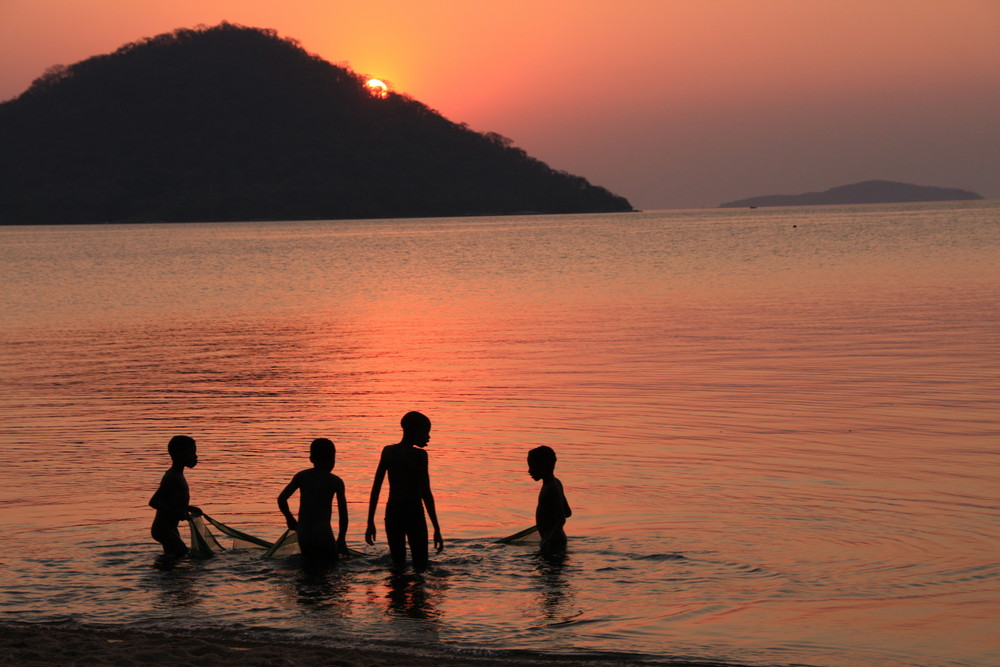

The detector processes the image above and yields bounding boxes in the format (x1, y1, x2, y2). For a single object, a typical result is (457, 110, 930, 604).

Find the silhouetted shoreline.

(719, 180, 982, 208)
(0, 623, 743, 666)
(0, 23, 633, 225)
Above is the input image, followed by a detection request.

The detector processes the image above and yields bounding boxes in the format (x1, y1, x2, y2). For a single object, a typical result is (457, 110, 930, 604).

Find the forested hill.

(0, 24, 633, 224)
(719, 180, 982, 208)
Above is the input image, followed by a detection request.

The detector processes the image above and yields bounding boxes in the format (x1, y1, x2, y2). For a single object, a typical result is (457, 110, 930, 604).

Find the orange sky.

(1, 0, 997, 209)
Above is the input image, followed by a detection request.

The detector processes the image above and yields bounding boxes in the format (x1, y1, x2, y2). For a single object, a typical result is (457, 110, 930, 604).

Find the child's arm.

(424, 488, 443, 553)
(336, 477, 349, 552)
(419, 452, 444, 553)
(277, 475, 300, 530)
(365, 451, 388, 545)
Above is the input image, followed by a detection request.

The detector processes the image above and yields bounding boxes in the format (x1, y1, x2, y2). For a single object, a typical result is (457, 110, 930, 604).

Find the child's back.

(278, 438, 348, 563)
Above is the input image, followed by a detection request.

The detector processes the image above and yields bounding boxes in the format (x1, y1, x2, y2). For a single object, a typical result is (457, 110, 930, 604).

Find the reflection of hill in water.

(0, 23, 633, 224)
(720, 180, 982, 208)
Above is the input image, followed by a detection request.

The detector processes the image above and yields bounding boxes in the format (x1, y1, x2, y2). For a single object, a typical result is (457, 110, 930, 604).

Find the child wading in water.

(365, 411, 443, 572)
(149, 435, 201, 557)
(528, 445, 572, 556)
(278, 438, 348, 564)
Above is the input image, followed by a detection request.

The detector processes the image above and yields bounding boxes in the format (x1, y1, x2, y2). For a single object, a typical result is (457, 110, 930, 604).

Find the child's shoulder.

(323, 471, 345, 491)
(543, 476, 566, 493)
(311, 468, 343, 483)
(161, 467, 184, 481)
(293, 468, 323, 483)
(383, 443, 426, 459)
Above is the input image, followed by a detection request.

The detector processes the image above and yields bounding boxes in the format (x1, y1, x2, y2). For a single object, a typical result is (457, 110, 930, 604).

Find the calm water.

(1, 202, 998, 666)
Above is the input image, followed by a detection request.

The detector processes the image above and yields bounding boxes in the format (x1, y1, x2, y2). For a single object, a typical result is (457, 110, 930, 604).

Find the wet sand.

(0, 623, 734, 666)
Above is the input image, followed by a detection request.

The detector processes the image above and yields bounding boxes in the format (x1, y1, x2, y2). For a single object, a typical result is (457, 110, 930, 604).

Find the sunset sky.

(1, 0, 997, 209)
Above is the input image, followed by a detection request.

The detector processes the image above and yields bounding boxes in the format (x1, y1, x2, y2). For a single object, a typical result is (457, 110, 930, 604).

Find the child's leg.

(407, 514, 429, 571)
(151, 515, 188, 556)
(540, 527, 568, 556)
(298, 522, 339, 563)
(384, 513, 408, 567)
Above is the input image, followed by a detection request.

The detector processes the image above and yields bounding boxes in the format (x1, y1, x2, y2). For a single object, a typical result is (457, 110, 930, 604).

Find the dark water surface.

(1, 202, 998, 666)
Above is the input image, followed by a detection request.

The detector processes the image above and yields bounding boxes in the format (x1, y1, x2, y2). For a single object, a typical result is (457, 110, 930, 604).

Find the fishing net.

(495, 525, 540, 544)
(186, 513, 363, 559)
(187, 514, 294, 558)
(203, 514, 274, 549)
(188, 514, 226, 557)
(263, 529, 300, 558)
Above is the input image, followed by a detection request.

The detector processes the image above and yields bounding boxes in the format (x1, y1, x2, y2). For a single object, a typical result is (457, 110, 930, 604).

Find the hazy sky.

(1, 0, 997, 209)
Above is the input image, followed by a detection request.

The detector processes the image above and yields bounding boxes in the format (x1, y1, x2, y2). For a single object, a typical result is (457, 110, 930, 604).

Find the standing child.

(527, 446, 572, 556)
(149, 435, 201, 557)
(365, 411, 443, 572)
(278, 438, 348, 563)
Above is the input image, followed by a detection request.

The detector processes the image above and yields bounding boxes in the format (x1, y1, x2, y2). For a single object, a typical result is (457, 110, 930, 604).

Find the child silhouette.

(528, 445, 571, 556)
(365, 412, 443, 571)
(278, 438, 348, 563)
(149, 435, 201, 557)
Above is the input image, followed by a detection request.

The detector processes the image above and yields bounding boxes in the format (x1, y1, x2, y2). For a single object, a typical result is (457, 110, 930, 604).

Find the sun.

(365, 79, 388, 99)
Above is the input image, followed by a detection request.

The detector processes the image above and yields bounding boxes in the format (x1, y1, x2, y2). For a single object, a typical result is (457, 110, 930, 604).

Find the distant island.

(0, 24, 633, 224)
(719, 180, 983, 208)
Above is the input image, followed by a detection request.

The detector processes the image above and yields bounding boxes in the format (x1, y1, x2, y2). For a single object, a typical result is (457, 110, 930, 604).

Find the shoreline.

(0, 623, 740, 666)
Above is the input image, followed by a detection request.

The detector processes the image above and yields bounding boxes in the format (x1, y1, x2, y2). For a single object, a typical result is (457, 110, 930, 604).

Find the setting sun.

(365, 78, 388, 99)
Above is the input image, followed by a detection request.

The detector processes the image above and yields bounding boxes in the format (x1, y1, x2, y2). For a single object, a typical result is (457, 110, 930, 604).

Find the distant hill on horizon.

(719, 180, 983, 208)
(0, 24, 633, 224)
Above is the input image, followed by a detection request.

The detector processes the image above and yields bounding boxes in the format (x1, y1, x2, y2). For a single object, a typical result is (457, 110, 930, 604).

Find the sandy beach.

(0, 623, 733, 666)
(0, 624, 533, 666)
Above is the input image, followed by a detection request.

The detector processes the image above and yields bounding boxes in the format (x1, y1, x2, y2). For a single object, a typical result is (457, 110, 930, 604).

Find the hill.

(719, 180, 982, 208)
(0, 24, 633, 224)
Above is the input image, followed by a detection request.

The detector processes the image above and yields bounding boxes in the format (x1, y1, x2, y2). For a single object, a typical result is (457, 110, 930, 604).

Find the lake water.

(0, 201, 998, 666)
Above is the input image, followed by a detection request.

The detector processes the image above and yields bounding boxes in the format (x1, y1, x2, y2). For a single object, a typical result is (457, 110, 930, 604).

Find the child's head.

(309, 438, 336, 470)
(168, 435, 197, 468)
(400, 411, 431, 447)
(527, 445, 557, 480)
